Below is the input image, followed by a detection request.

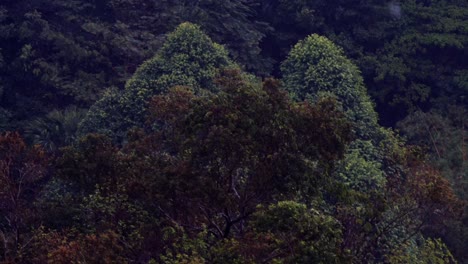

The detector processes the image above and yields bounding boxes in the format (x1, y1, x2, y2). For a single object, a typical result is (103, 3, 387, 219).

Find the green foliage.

(397, 110, 467, 199)
(126, 22, 233, 93)
(23, 228, 128, 264)
(109, 0, 271, 75)
(158, 225, 250, 264)
(55, 133, 121, 195)
(24, 106, 87, 152)
(182, 0, 272, 74)
(0, 132, 49, 261)
(0, 1, 466, 262)
(1, 4, 106, 106)
(79, 22, 234, 142)
(397, 109, 468, 260)
(251, 201, 343, 263)
(77, 88, 129, 142)
(0, 0, 165, 131)
(387, 236, 457, 264)
(79, 184, 151, 249)
(280, 34, 463, 261)
(282, 34, 394, 193)
(258, 0, 468, 125)
(35, 178, 80, 230)
(157, 201, 344, 264)
(337, 139, 385, 191)
(281, 34, 378, 139)
(372, 0, 468, 114)
(158, 226, 211, 264)
(143, 70, 352, 239)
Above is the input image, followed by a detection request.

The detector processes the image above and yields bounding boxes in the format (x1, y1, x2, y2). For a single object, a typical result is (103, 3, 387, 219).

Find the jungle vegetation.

(0, 1, 466, 263)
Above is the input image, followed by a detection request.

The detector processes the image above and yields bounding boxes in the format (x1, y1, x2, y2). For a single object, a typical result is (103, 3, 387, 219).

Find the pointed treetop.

(126, 22, 234, 94)
(282, 34, 378, 138)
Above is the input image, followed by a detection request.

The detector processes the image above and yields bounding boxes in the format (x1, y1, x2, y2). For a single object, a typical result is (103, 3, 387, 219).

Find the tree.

(371, 0, 468, 121)
(24, 106, 87, 152)
(387, 236, 456, 264)
(109, 0, 271, 75)
(145, 69, 351, 237)
(55, 134, 121, 195)
(397, 109, 467, 260)
(181, 0, 272, 74)
(125, 22, 234, 93)
(337, 142, 464, 262)
(257, 0, 397, 75)
(397, 109, 467, 199)
(281, 34, 378, 139)
(77, 184, 151, 254)
(79, 22, 234, 142)
(281, 34, 394, 193)
(0, 0, 163, 131)
(258, 0, 468, 126)
(23, 228, 127, 264)
(0, 132, 48, 261)
(247, 201, 344, 263)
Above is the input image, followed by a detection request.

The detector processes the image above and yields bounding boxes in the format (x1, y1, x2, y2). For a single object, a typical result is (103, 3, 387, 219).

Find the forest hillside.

(0, 1, 466, 263)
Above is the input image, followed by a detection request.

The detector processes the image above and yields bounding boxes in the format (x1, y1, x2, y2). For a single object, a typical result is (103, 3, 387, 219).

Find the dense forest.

(0, 0, 466, 263)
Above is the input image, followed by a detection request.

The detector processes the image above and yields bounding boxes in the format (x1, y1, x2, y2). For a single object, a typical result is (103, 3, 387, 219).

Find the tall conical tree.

(282, 34, 396, 191)
(79, 23, 234, 142)
(282, 34, 378, 139)
(125, 22, 234, 93)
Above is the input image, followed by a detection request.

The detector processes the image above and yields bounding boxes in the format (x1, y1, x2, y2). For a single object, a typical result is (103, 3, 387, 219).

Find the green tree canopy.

(281, 34, 409, 193)
(125, 22, 233, 92)
(281, 34, 378, 139)
(141, 70, 352, 239)
(79, 23, 234, 142)
(250, 201, 344, 263)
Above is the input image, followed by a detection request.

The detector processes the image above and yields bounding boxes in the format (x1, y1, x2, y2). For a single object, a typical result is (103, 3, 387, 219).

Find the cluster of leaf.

(1, 2, 466, 221)
(79, 23, 234, 143)
(1, 0, 466, 124)
(256, 0, 468, 124)
(397, 108, 467, 259)
(0, 24, 465, 263)
(0, 0, 159, 113)
(0, 0, 268, 129)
